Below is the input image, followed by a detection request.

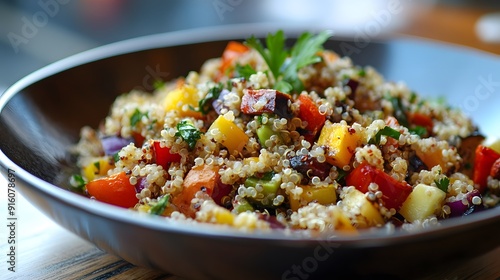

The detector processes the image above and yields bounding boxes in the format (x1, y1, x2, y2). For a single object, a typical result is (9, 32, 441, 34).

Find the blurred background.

(0, 0, 499, 92)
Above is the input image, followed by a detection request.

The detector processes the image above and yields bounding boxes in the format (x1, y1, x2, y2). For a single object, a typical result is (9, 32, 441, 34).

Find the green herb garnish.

(175, 120, 202, 150)
(93, 161, 100, 173)
(370, 126, 401, 145)
(409, 125, 427, 137)
(153, 80, 165, 90)
(113, 153, 120, 163)
(70, 174, 86, 190)
(196, 83, 224, 115)
(234, 64, 257, 80)
(358, 68, 366, 77)
(435, 177, 450, 193)
(245, 30, 333, 93)
(150, 194, 170, 215)
(389, 97, 409, 127)
(130, 108, 148, 127)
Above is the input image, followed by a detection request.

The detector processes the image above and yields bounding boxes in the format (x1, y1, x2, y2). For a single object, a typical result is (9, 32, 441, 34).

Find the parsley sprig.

(245, 30, 333, 93)
(175, 120, 202, 150)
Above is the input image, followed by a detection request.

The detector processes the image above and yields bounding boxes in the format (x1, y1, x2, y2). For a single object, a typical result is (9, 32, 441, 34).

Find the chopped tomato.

(297, 93, 326, 142)
(473, 145, 500, 193)
(153, 141, 181, 169)
(219, 41, 249, 78)
(86, 172, 138, 208)
(346, 162, 412, 210)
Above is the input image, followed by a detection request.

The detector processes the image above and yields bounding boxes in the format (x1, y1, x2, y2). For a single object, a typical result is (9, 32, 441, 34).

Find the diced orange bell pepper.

(219, 41, 249, 79)
(86, 172, 138, 208)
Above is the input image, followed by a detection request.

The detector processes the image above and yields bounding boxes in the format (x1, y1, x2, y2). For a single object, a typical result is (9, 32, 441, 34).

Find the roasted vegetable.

(317, 121, 362, 168)
(296, 93, 326, 142)
(473, 145, 500, 192)
(172, 164, 220, 217)
(289, 184, 337, 211)
(241, 89, 292, 119)
(208, 113, 248, 154)
(289, 154, 331, 181)
(346, 162, 412, 210)
(399, 184, 446, 222)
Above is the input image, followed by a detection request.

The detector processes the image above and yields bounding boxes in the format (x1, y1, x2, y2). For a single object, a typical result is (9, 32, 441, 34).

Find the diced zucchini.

(399, 184, 446, 222)
(317, 121, 361, 168)
(256, 123, 282, 148)
(289, 184, 337, 211)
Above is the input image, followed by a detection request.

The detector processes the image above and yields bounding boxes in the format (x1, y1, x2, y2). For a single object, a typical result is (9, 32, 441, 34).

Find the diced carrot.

(219, 41, 249, 78)
(172, 164, 220, 217)
(86, 172, 138, 208)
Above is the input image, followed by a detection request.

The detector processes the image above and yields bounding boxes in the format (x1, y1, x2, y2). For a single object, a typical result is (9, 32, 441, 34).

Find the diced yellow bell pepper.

(208, 113, 249, 154)
(83, 158, 113, 181)
(342, 188, 384, 227)
(214, 207, 235, 225)
(289, 185, 337, 211)
(399, 183, 446, 222)
(317, 121, 361, 168)
(331, 206, 357, 233)
(163, 85, 202, 118)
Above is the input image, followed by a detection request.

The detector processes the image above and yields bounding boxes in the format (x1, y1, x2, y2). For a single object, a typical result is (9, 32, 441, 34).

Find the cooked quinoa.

(71, 31, 500, 234)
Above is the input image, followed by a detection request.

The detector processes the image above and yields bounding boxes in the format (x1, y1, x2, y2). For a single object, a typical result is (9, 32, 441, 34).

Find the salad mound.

(72, 30, 500, 233)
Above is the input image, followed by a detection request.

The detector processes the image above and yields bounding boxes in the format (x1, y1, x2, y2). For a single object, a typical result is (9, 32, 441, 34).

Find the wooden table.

(1, 4, 500, 280)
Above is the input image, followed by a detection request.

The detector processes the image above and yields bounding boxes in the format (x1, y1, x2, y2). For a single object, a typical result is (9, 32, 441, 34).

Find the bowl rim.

(1, 23, 500, 245)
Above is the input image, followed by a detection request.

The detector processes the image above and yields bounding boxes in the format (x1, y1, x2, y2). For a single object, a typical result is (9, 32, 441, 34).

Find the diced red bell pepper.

(473, 145, 500, 193)
(297, 93, 326, 142)
(219, 41, 249, 78)
(86, 172, 139, 208)
(153, 141, 181, 169)
(346, 162, 412, 210)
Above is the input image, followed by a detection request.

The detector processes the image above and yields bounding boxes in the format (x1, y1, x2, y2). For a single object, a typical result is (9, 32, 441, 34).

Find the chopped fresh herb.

(70, 174, 86, 190)
(336, 169, 347, 181)
(130, 108, 148, 127)
(150, 194, 170, 215)
(196, 83, 224, 115)
(112, 153, 120, 163)
(435, 177, 450, 193)
(389, 97, 409, 127)
(409, 92, 417, 103)
(175, 120, 202, 150)
(245, 30, 332, 93)
(370, 126, 401, 145)
(153, 80, 165, 90)
(409, 125, 427, 137)
(234, 64, 257, 80)
(93, 161, 100, 173)
(358, 68, 366, 77)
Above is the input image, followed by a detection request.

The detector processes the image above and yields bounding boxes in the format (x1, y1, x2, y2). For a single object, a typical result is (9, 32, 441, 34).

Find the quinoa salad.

(71, 30, 500, 234)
